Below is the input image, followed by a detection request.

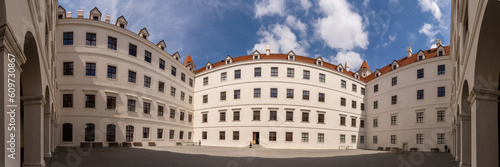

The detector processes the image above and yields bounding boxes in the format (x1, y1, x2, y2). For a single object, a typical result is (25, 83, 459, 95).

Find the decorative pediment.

(354, 72, 360, 79)
(374, 69, 382, 78)
(172, 52, 181, 60)
(89, 7, 102, 21)
(315, 57, 324, 66)
(391, 60, 399, 70)
(253, 50, 261, 60)
(436, 45, 445, 56)
(206, 62, 213, 70)
(115, 15, 128, 28)
(337, 64, 344, 72)
(225, 55, 233, 64)
(157, 40, 166, 50)
(417, 50, 425, 61)
(138, 28, 149, 40)
(287, 50, 295, 60)
(58, 6, 66, 19)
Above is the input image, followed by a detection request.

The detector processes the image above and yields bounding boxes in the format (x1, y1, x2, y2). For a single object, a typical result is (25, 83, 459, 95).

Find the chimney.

(77, 9, 84, 18)
(66, 11, 72, 18)
(266, 45, 270, 56)
(345, 62, 350, 72)
(407, 46, 412, 58)
(104, 14, 110, 23)
(436, 38, 442, 47)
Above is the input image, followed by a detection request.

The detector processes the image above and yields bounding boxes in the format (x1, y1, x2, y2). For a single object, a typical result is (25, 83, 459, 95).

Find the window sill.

(285, 120, 294, 122)
(232, 120, 240, 122)
(219, 121, 226, 122)
(269, 120, 278, 121)
(317, 122, 325, 124)
(301, 121, 309, 123)
(252, 120, 261, 122)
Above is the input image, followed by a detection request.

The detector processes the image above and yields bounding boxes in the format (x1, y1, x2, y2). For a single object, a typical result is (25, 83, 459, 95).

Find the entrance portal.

(253, 132, 259, 145)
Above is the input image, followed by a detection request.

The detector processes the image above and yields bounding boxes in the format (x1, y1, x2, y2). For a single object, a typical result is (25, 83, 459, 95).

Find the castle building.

(0, 0, 498, 167)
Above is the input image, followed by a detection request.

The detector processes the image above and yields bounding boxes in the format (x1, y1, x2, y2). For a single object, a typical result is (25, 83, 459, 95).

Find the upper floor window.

(220, 91, 226, 101)
(63, 32, 73, 45)
(271, 67, 278, 77)
(234, 90, 241, 99)
(128, 71, 136, 83)
(107, 66, 116, 79)
(361, 87, 365, 95)
(352, 84, 357, 92)
(221, 72, 227, 82)
(417, 69, 424, 79)
(303, 90, 310, 100)
(340, 97, 346, 106)
(270, 88, 278, 98)
(63, 94, 73, 107)
(85, 94, 96, 108)
(374, 84, 378, 93)
(391, 116, 397, 125)
(181, 73, 186, 82)
(303, 70, 310, 80)
(392, 77, 397, 86)
(319, 74, 325, 83)
(170, 87, 176, 97)
(438, 87, 446, 97)
(286, 89, 294, 99)
(203, 77, 208, 86)
(203, 95, 208, 103)
(318, 93, 325, 102)
(254, 88, 261, 98)
(341, 80, 346, 88)
(171, 66, 177, 76)
(391, 95, 397, 105)
(129, 44, 137, 57)
(63, 62, 73, 75)
(234, 70, 241, 79)
(417, 89, 424, 100)
(438, 51, 444, 56)
(287, 68, 294, 78)
(418, 55, 424, 61)
(437, 111, 445, 122)
(417, 112, 424, 123)
(373, 101, 378, 109)
(107, 36, 117, 50)
(86, 33, 96, 46)
(189, 78, 193, 87)
(159, 59, 165, 70)
(144, 76, 151, 88)
(438, 65, 445, 75)
(85, 63, 96, 76)
(144, 51, 152, 63)
(254, 67, 261, 77)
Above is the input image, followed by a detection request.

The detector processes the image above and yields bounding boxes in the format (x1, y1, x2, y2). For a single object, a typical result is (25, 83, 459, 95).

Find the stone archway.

(20, 31, 45, 167)
(460, 81, 472, 166)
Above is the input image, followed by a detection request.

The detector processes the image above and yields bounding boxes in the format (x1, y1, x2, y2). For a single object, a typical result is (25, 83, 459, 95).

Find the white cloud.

(254, 0, 286, 18)
(249, 24, 308, 56)
(315, 0, 369, 50)
(285, 15, 307, 38)
(382, 34, 397, 47)
(430, 44, 437, 49)
(327, 51, 364, 71)
(419, 23, 439, 47)
(299, 0, 312, 11)
(362, 0, 370, 8)
(417, 0, 442, 22)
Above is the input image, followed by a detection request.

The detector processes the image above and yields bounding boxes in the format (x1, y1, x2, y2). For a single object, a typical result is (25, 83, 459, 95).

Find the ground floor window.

(106, 124, 116, 142)
(219, 131, 225, 140)
(391, 135, 397, 144)
(169, 130, 175, 139)
(351, 135, 356, 143)
(85, 123, 95, 142)
(126, 125, 134, 142)
(158, 129, 163, 139)
(188, 132, 192, 140)
(373, 136, 377, 144)
(285, 132, 293, 141)
(437, 133, 445, 144)
(202, 131, 207, 139)
(233, 131, 239, 140)
(360, 136, 364, 144)
(269, 132, 276, 141)
(340, 134, 345, 143)
(416, 134, 423, 144)
(62, 123, 73, 142)
(180, 131, 184, 140)
(318, 133, 324, 143)
(143, 127, 150, 138)
(302, 133, 309, 142)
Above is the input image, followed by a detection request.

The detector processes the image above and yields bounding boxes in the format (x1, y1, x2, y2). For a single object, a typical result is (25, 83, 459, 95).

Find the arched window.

(106, 124, 116, 142)
(126, 125, 134, 142)
(62, 123, 73, 142)
(85, 123, 95, 142)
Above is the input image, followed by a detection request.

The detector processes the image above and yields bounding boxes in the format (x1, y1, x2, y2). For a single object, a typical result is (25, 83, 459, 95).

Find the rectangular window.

(158, 106, 164, 116)
(107, 66, 116, 79)
(302, 133, 309, 142)
(63, 94, 73, 107)
(85, 94, 95, 108)
(438, 65, 445, 75)
(220, 91, 226, 101)
(220, 112, 226, 122)
(318, 133, 324, 143)
(391, 95, 397, 105)
(286, 89, 294, 99)
(392, 77, 397, 86)
(85, 63, 96, 76)
(270, 88, 278, 98)
(417, 89, 424, 100)
(302, 112, 309, 122)
(254, 67, 261, 77)
(341, 80, 346, 88)
(171, 66, 177, 76)
(189, 96, 193, 104)
(318, 113, 325, 123)
(86, 33, 96, 46)
(144, 76, 151, 88)
(340, 116, 346, 126)
(374, 84, 378, 93)
(303, 90, 310, 100)
(63, 62, 73, 75)
(360, 120, 365, 128)
(319, 73, 325, 83)
(143, 102, 150, 114)
(269, 132, 277, 141)
(107, 96, 116, 109)
(170, 87, 176, 97)
(203, 77, 209, 86)
(303, 70, 310, 80)
(373, 136, 378, 144)
(233, 131, 239, 140)
(169, 130, 175, 139)
(144, 51, 151, 63)
(286, 132, 293, 141)
(234, 70, 241, 79)
(438, 87, 446, 97)
(341, 98, 346, 106)
(202, 131, 207, 139)
(286, 111, 293, 121)
(361, 103, 365, 111)
(159, 59, 165, 70)
(361, 87, 365, 95)
(318, 93, 325, 102)
(391, 116, 397, 125)
(127, 99, 135, 112)
(351, 135, 356, 143)
(188, 132, 192, 140)
(107, 36, 117, 50)
(417, 112, 424, 123)
(374, 101, 378, 109)
(158, 81, 165, 92)
(352, 84, 357, 92)
(437, 111, 445, 122)
(202, 113, 208, 122)
(416, 134, 424, 144)
(233, 111, 240, 121)
(437, 133, 445, 144)
(143, 127, 150, 138)
(340, 134, 345, 143)
(253, 110, 260, 121)
(417, 69, 424, 79)
(360, 136, 365, 144)
(234, 90, 240, 99)
(181, 73, 186, 82)
(157, 129, 163, 139)
(270, 111, 277, 121)
(129, 44, 137, 56)
(180, 112, 185, 121)
(391, 135, 397, 144)
(373, 119, 378, 127)
(63, 32, 73, 45)
(203, 95, 208, 103)
(287, 68, 294, 78)
(219, 131, 225, 140)
(189, 78, 193, 87)
(271, 67, 278, 77)
(351, 118, 356, 127)
(254, 88, 261, 98)
(220, 72, 227, 82)
(128, 71, 136, 83)
(352, 100, 357, 109)
(170, 109, 176, 119)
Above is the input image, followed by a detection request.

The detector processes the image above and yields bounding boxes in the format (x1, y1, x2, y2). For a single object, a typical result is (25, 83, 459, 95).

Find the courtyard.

(46, 146, 458, 167)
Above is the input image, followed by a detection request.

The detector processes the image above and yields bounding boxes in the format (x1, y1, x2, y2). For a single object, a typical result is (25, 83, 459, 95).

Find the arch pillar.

(455, 124, 461, 161)
(21, 95, 45, 167)
(43, 110, 51, 157)
(459, 114, 471, 167)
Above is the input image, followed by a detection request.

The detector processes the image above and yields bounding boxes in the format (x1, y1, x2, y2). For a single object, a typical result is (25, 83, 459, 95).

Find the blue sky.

(59, 0, 451, 71)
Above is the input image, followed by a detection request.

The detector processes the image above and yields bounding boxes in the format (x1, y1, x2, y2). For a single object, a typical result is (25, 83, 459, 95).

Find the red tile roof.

(184, 54, 194, 64)
(360, 61, 370, 71)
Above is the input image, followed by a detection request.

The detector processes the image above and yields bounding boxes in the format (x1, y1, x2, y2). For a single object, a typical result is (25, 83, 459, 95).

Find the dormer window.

(339, 68, 343, 72)
(226, 60, 231, 64)
(93, 16, 99, 20)
(143, 35, 147, 39)
(120, 24, 125, 28)
(116, 16, 128, 29)
(59, 14, 63, 19)
(376, 73, 379, 77)
(175, 57, 178, 60)
(363, 74, 366, 77)
(317, 61, 322, 66)
(254, 55, 259, 60)
(161, 46, 164, 50)
(393, 65, 397, 70)
(418, 55, 424, 61)
(288, 55, 294, 60)
(438, 51, 443, 56)
(391, 61, 399, 70)
(206, 66, 211, 70)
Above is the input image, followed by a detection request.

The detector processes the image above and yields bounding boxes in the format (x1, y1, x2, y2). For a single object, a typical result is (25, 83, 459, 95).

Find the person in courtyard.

(249, 141, 252, 148)
(444, 145, 448, 152)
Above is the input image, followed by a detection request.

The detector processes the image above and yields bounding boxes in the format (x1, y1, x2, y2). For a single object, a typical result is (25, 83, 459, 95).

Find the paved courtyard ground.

(46, 146, 458, 167)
